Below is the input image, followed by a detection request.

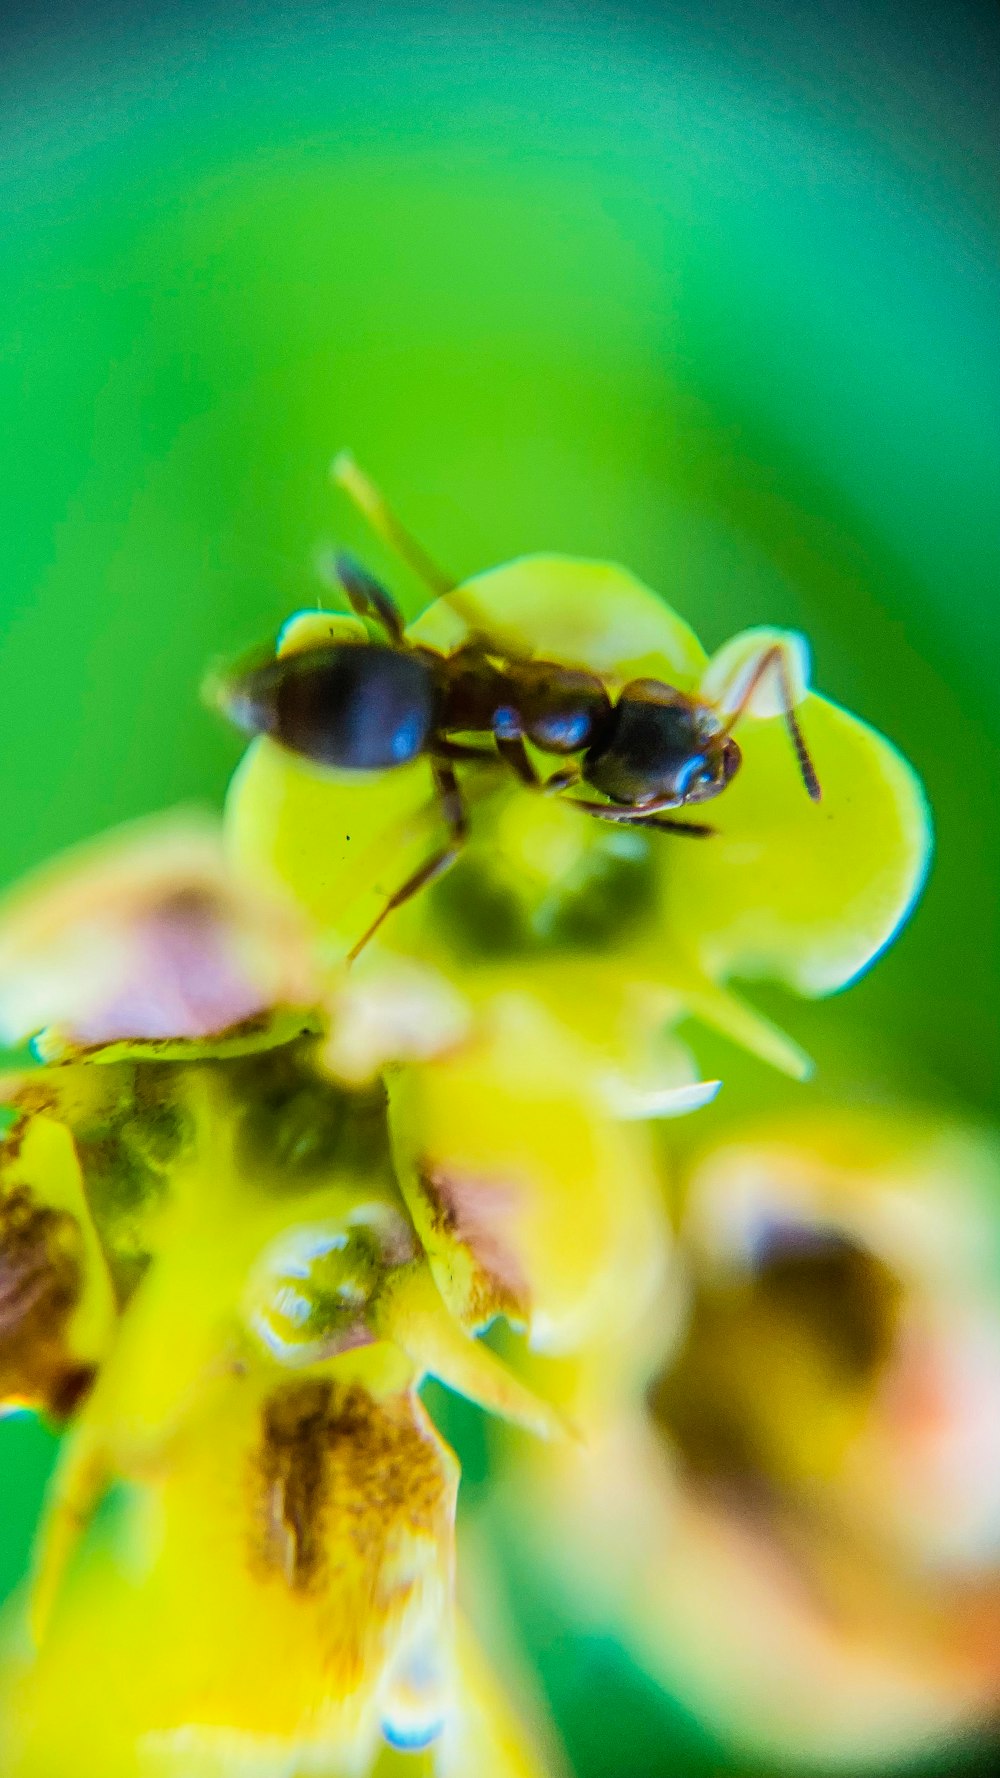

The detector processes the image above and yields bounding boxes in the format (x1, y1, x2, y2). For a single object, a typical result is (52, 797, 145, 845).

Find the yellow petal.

(388, 994, 669, 1353)
(699, 625, 810, 716)
(376, 1263, 568, 1442)
(0, 812, 315, 1052)
(30, 1004, 323, 1067)
(434, 1618, 569, 1778)
(220, 566, 929, 1076)
(225, 735, 441, 959)
(0, 1112, 116, 1418)
(409, 555, 708, 687)
(669, 968, 815, 1081)
(657, 691, 932, 996)
(12, 1365, 458, 1778)
(323, 956, 471, 1085)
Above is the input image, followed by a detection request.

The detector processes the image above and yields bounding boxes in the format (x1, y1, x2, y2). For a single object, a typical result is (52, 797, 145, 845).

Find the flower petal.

(409, 556, 708, 687)
(515, 1111, 1000, 1769)
(226, 736, 441, 959)
(700, 625, 810, 717)
(388, 993, 669, 1353)
(375, 1263, 568, 1442)
(9, 1365, 458, 1778)
(0, 1111, 116, 1419)
(0, 814, 315, 1052)
(433, 1618, 568, 1778)
(657, 691, 932, 996)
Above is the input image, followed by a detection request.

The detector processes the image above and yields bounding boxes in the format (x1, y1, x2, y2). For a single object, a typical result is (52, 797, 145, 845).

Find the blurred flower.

(0, 817, 569, 1777)
(0, 508, 935, 1775)
(223, 541, 931, 1082)
(0, 810, 316, 1058)
(516, 1111, 1000, 1767)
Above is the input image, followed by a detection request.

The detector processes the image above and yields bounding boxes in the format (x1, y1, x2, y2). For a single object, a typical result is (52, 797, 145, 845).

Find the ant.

(213, 456, 821, 958)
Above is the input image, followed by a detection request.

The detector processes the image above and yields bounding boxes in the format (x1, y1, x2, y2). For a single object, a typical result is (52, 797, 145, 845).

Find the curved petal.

(656, 691, 932, 996)
(700, 625, 810, 716)
(0, 813, 315, 1052)
(0, 1111, 116, 1418)
(8, 1362, 458, 1778)
(220, 574, 930, 1079)
(387, 994, 669, 1354)
(409, 555, 708, 688)
(225, 736, 442, 959)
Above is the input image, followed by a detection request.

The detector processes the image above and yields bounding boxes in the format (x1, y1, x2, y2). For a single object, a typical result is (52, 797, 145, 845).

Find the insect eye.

(676, 756, 722, 802)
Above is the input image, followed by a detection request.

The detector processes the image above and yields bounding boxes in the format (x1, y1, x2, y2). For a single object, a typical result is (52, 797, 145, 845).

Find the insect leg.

(543, 766, 580, 795)
(626, 814, 714, 837)
(332, 550, 407, 645)
(347, 759, 469, 961)
(332, 454, 456, 597)
(722, 643, 822, 801)
(492, 721, 540, 788)
(576, 810, 708, 835)
(490, 715, 584, 792)
(559, 793, 714, 836)
(434, 737, 498, 762)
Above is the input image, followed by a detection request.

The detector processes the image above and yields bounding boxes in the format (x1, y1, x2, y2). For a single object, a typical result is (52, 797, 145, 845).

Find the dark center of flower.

(231, 1043, 395, 1190)
(648, 1224, 903, 1501)
(428, 797, 659, 960)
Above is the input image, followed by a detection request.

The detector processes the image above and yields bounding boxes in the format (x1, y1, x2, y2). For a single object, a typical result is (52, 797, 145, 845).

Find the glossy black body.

(212, 545, 830, 955)
(223, 641, 438, 771)
(221, 635, 738, 810)
(437, 654, 614, 757)
(585, 678, 740, 806)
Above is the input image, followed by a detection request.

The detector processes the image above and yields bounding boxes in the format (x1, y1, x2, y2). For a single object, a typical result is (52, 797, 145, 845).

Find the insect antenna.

(722, 643, 822, 802)
(331, 453, 456, 598)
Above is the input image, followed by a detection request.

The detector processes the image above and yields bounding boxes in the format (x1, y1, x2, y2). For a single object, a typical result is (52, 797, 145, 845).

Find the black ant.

(212, 457, 821, 958)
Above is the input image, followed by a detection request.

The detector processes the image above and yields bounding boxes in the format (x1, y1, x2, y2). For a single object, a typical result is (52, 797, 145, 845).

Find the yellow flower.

(222, 484, 930, 1083)
(8, 1396, 558, 1778)
(512, 1111, 1000, 1767)
(0, 820, 566, 1777)
(0, 811, 677, 1363)
(0, 812, 320, 1419)
(216, 469, 928, 1365)
(0, 810, 316, 1058)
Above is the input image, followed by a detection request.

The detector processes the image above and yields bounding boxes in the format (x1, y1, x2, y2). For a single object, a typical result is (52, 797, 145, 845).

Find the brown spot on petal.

(0, 1182, 90, 1419)
(418, 1163, 529, 1328)
(252, 1380, 454, 1601)
(649, 1228, 903, 1503)
(257, 1378, 331, 1588)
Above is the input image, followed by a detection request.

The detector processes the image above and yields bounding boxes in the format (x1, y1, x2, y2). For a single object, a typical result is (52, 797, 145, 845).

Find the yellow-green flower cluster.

(512, 1112, 1000, 1768)
(0, 481, 932, 1778)
(0, 823, 566, 1778)
(226, 547, 929, 1079)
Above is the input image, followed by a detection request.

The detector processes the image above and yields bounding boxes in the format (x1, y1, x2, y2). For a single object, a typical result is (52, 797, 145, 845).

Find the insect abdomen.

(219, 642, 437, 771)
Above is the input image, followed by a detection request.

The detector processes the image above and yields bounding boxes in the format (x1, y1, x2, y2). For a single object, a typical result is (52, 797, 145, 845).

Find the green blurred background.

(1, 1, 998, 1771)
